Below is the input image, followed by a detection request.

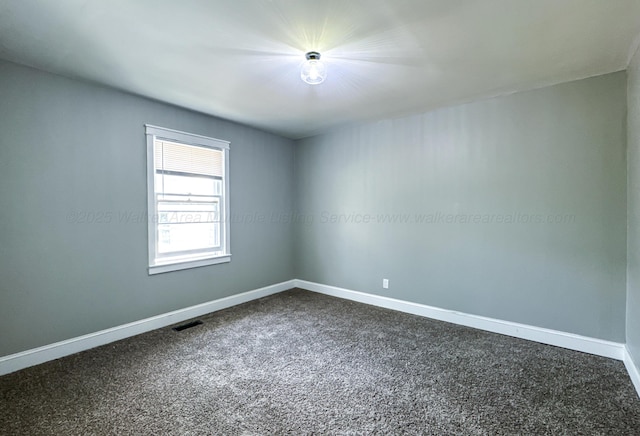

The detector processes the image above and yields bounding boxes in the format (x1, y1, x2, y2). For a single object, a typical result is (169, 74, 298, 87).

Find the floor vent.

(172, 320, 203, 332)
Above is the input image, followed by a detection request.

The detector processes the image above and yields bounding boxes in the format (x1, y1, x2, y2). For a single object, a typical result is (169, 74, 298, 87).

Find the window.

(145, 125, 230, 274)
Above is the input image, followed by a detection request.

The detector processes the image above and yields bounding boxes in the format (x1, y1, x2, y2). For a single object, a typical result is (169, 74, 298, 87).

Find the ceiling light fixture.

(301, 51, 326, 85)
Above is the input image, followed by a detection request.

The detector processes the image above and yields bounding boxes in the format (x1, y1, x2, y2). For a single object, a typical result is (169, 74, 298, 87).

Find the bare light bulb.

(301, 51, 326, 85)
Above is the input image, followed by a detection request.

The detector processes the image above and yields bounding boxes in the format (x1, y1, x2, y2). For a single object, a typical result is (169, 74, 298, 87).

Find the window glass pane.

(157, 222, 220, 254)
(157, 200, 219, 224)
(157, 173, 216, 196)
(147, 126, 229, 273)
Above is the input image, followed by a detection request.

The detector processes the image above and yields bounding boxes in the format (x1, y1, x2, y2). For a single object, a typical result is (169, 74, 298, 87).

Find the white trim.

(144, 124, 229, 149)
(149, 254, 231, 275)
(0, 280, 296, 376)
(294, 280, 625, 361)
(146, 129, 156, 270)
(145, 124, 231, 275)
(624, 347, 640, 398)
(222, 140, 230, 260)
(2, 278, 633, 384)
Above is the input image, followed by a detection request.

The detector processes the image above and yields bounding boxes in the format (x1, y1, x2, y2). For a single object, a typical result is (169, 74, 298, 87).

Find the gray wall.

(0, 60, 295, 357)
(294, 72, 627, 342)
(628, 46, 640, 365)
(0, 57, 630, 358)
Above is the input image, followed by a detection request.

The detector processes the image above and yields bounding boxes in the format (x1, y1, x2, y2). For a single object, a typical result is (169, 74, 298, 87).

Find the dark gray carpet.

(1, 289, 639, 435)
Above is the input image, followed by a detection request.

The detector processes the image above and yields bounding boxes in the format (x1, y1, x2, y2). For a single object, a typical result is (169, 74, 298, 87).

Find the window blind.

(154, 140, 223, 177)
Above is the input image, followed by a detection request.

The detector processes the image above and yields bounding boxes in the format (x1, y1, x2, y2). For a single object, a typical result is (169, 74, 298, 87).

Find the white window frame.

(145, 124, 230, 275)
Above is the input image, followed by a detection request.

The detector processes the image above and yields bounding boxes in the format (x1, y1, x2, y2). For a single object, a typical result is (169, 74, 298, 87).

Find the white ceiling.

(1, 0, 639, 139)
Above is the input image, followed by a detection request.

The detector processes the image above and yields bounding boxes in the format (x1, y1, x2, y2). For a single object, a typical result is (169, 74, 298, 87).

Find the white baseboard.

(0, 280, 296, 376)
(294, 280, 625, 361)
(3, 277, 634, 394)
(624, 347, 640, 398)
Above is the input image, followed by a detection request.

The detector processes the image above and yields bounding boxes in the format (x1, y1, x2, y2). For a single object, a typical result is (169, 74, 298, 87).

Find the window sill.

(148, 254, 231, 275)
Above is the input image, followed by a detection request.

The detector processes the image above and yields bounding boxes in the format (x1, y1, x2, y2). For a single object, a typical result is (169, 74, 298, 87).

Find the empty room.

(1, 0, 640, 434)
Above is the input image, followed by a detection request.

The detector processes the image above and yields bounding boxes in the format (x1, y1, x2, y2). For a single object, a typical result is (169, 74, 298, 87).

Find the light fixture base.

(301, 51, 326, 85)
(305, 51, 321, 61)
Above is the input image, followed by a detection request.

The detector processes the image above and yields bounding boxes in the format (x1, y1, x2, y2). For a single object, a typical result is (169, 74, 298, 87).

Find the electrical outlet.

(383, 278, 389, 289)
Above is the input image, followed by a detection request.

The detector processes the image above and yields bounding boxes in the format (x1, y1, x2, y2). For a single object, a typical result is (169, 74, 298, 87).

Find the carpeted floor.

(1, 288, 639, 435)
